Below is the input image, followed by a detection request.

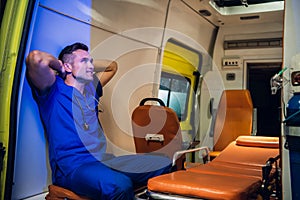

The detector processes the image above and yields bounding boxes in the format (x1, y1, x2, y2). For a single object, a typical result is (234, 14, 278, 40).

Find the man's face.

(71, 49, 94, 83)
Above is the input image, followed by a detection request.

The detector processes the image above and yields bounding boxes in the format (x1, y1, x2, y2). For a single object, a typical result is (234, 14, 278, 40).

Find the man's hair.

(58, 42, 89, 63)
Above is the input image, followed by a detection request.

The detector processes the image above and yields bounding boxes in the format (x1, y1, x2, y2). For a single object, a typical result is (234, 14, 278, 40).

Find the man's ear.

(64, 63, 72, 73)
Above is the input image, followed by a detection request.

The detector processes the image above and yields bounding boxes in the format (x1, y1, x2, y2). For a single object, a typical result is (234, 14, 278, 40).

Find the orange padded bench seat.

(148, 170, 261, 200)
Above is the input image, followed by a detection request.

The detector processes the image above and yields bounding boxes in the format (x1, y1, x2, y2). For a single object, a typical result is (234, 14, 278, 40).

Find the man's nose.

(88, 61, 94, 69)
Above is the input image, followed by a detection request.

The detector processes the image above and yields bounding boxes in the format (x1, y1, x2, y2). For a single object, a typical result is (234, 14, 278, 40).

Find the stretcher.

(147, 136, 280, 200)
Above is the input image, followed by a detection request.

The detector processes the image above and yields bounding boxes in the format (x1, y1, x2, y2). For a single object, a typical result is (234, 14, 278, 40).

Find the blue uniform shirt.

(32, 76, 107, 182)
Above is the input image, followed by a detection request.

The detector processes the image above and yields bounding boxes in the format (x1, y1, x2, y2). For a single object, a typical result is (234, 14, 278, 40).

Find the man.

(26, 42, 171, 199)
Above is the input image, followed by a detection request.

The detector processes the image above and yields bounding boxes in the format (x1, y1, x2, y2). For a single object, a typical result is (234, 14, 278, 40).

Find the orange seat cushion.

(46, 185, 91, 200)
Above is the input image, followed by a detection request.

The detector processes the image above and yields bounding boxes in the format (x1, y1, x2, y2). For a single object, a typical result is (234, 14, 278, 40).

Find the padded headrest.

(236, 136, 279, 148)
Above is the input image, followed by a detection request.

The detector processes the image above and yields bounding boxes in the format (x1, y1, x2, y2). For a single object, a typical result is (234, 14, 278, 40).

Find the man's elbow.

(111, 61, 118, 73)
(26, 50, 44, 69)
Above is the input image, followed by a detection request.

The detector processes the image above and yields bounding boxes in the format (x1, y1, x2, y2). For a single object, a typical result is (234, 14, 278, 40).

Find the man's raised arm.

(93, 60, 118, 87)
(26, 50, 64, 94)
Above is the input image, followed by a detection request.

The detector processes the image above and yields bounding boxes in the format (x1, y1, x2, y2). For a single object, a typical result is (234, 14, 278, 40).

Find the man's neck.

(65, 76, 86, 94)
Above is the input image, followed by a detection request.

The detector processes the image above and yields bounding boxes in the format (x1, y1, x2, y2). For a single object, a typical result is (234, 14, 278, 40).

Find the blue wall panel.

(13, 1, 92, 199)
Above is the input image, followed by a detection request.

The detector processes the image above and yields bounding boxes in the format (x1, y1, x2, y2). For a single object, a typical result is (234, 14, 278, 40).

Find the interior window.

(159, 72, 191, 121)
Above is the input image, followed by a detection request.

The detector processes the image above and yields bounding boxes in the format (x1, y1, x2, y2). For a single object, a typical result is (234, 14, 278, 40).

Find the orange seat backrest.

(131, 98, 182, 159)
(213, 90, 253, 152)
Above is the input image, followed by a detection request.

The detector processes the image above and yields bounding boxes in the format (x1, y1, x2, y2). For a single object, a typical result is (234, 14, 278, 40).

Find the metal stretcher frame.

(147, 136, 280, 200)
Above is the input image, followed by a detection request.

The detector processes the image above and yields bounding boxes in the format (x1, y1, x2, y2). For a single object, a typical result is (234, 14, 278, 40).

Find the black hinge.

(0, 142, 5, 173)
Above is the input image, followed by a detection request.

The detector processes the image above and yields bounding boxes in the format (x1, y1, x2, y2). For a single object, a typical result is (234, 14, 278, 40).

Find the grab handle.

(139, 98, 165, 106)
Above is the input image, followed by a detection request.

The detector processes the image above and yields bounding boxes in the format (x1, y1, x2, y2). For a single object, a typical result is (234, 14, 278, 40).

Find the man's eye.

(81, 58, 93, 64)
(81, 58, 89, 63)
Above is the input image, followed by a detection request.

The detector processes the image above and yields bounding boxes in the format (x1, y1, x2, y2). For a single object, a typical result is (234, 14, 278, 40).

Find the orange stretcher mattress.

(187, 161, 262, 178)
(147, 136, 279, 200)
(148, 170, 261, 200)
(212, 136, 279, 167)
